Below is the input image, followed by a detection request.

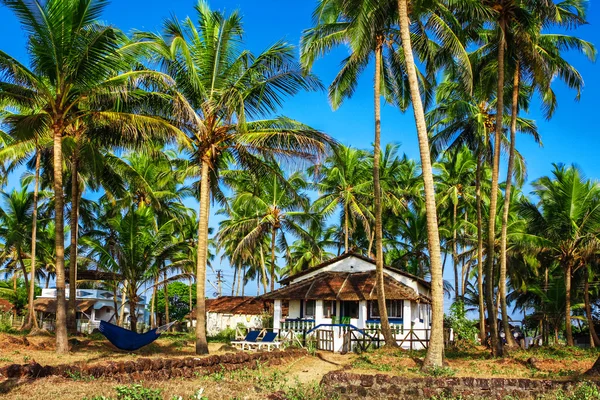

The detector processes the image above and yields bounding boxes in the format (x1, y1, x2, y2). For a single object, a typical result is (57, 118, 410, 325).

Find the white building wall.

(205, 312, 263, 336)
(288, 300, 301, 319)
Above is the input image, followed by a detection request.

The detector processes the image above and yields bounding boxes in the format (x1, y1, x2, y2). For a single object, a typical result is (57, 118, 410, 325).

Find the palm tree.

(397, 0, 448, 369)
(310, 146, 372, 254)
(496, 0, 595, 349)
(302, 0, 422, 347)
(435, 146, 476, 301)
(138, 1, 333, 354)
(0, 0, 179, 352)
(219, 165, 314, 292)
(82, 206, 179, 332)
(0, 188, 33, 301)
(520, 164, 600, 346)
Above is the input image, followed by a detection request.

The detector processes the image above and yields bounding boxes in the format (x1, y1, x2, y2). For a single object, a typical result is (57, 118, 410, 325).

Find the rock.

(527, 357, 540, 369)
(26, 328, 52, 337)
(218, 344, 237, 352)
(5, 364, 23, 378)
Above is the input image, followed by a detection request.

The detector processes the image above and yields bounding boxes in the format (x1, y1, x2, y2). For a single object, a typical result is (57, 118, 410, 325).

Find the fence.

(0, 313, 25, 329)
(342, 328, 432, 353)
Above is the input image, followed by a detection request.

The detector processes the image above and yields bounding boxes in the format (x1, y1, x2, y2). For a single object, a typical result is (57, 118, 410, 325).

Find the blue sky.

(1, 1, 599, 299)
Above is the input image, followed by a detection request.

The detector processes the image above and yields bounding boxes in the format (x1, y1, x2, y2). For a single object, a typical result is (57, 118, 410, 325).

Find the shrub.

(555, 381, 600, 400)
(83, 385, 162, 400)
(447, 301, 478, 347)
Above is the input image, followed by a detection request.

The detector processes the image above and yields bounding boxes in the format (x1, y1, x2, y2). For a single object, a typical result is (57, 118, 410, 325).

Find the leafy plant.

(112, 385, 162, 400)
(554, 382, 600, 400)
(425, 366, 456, 378)
(447, 302, 478, 347)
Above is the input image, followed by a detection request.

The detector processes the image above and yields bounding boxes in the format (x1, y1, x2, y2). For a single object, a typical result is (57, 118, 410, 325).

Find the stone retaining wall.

(0, 349, 306, 382)
(321, 371, 581, 399)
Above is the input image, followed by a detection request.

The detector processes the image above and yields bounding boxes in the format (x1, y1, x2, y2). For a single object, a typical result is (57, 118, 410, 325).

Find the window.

(304, 300, 316, 319)
(419, 303, 430, 324)
(340, 301, 359, 319)
(323, 301, 336, 318)
(369, 300, 403, 319)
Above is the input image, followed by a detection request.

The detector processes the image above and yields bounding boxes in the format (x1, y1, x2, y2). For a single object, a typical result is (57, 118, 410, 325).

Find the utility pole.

(216, 270, 223, 297)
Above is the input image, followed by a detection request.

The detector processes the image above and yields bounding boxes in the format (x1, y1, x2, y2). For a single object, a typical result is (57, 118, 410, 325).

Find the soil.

(1, 334, 599, 399)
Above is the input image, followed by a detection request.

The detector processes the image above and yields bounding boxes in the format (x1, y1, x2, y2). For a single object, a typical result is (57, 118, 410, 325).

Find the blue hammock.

(98, 320, 175, 351)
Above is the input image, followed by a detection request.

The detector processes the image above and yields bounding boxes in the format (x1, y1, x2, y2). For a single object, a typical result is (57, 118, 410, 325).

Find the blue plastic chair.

(231, 330, 260, 350)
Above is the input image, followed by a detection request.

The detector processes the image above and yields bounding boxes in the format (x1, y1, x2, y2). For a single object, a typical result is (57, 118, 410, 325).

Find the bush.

(447, 301, 478, 347)
(208, 327, 236, 342)
(83, 385, 162, 400)
(555, 381, 600, 400)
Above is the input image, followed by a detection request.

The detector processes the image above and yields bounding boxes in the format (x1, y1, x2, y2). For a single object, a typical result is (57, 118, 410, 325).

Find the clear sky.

(1, 1, 599, 298)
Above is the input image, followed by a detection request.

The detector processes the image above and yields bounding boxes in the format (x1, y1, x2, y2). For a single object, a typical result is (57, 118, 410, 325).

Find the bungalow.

(187, 296, 271, 336)
(263, 253, 432, 352)
(34, 287, 147, 333)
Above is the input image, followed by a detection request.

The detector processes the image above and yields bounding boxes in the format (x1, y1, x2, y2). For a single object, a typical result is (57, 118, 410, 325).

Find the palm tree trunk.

(112, 284, 119, 323)
(164, 270, 170, 331)
(453, 202, 459, 301)
(237, 264, 242, 296)
(25, 148, 41, 330)
(270, 226, 277, 292)
(485, 19, 507, 358)
(128, 287, 138, 333)
(398, 0, 444, 369)
(67, 141, 80, 334)
(259, 245, 269, 293)
(18, 253, 30, 300)
(241, 266, 246, 296)
(373, 39, 395, 346)
(344, 204, 349, 253)
(565, 263, 574, 346)
(499, 64, 520, 348)
(119, 281, 127, 327)
(584, 268, 600, 347)
(53, 123, 68, 353)
(189, 276, 193, 313)
(150, 274, 158, 329)
(232, 265, 237, 296)
(195, 159, 210, 355)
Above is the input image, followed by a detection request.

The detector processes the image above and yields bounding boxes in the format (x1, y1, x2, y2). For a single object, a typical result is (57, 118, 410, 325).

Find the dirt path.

(285, 352, 349, 384)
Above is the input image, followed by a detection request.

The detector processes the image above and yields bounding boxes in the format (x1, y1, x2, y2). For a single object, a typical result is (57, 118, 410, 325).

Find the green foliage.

(554, 382, 600, 400)
(352, 354, 392, 372)
(447, 301, 478, 347)
(0, 312, 16, 333)
(425, 366, 456, 378)
(152, 281, 196, 322)
(208, 327, 236, 343)
(0, 279, 41, 314)
(83, 385, 162, 400)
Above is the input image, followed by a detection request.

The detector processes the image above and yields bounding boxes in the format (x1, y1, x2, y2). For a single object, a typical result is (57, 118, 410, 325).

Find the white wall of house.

(38, 288, 146, 325)
(288, 300, 301, 319)
(205, 312, 263, 336)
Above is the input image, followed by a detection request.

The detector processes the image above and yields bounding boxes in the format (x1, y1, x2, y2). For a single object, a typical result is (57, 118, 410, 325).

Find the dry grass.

(0, 332, 225, 368)
(2, 332, 600, 399)
(349, 345, 600, 380)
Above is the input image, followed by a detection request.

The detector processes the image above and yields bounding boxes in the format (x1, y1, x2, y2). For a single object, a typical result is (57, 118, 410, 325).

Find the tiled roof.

(188, 296, 269, 319)
(0, 299, 14, 312)
(65, 269, 123, 282)
(278, 252, 430, 288)
(263, 270, 431, 303)
(33, 298, 96, 314)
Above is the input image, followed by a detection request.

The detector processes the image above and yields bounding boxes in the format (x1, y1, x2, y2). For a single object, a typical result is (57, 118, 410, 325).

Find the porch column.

(403, 300, 412, 331)
(358, 301, 367, 329)
(315, 300, 323, 326)
(273, 300, 282, 333)
(91, 308, 96, 322)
